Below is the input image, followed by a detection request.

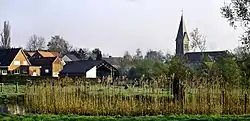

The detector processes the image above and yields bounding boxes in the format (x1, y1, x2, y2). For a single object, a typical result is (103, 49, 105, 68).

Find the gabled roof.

(37, 51, 58, 58)
(64, 54, 79, 61)
(0, 48, 22, 66)
(103, 57, 122, 66)
(60, 60, 103, 74)
(185, 51, 228, 63)
(30, 57, 57, 66)
(24, 51, 36, 58)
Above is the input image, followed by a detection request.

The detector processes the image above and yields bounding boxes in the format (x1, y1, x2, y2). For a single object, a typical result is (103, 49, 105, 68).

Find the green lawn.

(0, 84, 26, 95)
(1, 115, 250, 121)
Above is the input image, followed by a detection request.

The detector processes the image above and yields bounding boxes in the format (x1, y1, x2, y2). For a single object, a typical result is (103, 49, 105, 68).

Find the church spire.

(175, 12, 190, 55)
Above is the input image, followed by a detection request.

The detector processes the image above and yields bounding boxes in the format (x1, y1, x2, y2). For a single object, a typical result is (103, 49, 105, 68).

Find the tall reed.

(24, 77, 250, 116)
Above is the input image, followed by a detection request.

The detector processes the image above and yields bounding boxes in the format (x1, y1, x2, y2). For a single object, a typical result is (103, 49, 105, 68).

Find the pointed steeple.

(175, 13, 190, 55)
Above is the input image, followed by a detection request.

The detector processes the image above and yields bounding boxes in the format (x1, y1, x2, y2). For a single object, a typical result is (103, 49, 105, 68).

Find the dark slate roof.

(24, 51, 36, 58)
(30, 57, 56, 66)
(60, 60, 103, 74)
(103, 57, 122, 66)
(185, 51, 228, 63)
(65, 54, 79, 61)
(0, 48, 21, 66)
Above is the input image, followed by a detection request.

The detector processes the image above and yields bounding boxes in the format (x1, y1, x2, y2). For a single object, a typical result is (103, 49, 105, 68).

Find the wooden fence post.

(245, 93, 247, 114)
(15, 82, 18, 93)
(222, 90, 225, 114)
(0, 83, 3, 92)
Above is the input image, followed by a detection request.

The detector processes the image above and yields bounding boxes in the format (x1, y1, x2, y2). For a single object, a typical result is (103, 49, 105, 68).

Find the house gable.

(9, 49, 31, 71)
(86, 66, 97, 78)
(52, 57, 64, 77)
(59, 60, 119, 78)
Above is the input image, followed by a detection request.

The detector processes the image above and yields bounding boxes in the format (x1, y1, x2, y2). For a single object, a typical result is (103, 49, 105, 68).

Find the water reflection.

(0, 104, 25, 114)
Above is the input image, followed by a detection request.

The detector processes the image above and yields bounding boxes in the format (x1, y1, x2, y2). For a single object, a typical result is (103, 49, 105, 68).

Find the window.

(14, 69, 20, 74)
(22, 69, 28, 74)
(2, 70, 7, 75)
(14, 61, 20, 65)
(45, 69, 49, 73)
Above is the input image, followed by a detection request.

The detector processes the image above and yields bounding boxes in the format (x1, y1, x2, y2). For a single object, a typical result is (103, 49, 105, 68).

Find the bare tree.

(26, 34, 46, 51)
(47, 35, 72, 55)
(189, 28, 206, 52)
(0, 21, 11, 48)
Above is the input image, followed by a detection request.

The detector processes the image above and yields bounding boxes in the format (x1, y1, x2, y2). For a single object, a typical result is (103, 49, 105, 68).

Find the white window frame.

(14, 69, 20, 74)
(2, 70, 7, 75)
(45, 69, 49, 73)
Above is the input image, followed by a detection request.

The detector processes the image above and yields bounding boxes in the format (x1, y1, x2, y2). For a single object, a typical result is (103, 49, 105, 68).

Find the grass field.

(0, 84, 26, 96)
(1, 114, 250, 121)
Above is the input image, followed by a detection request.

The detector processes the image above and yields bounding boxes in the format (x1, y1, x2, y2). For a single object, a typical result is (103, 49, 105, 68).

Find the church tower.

(175, 14, 190, 55)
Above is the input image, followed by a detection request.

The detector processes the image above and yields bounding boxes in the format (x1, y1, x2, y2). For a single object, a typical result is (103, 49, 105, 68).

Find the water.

(0, 104, 25, 114)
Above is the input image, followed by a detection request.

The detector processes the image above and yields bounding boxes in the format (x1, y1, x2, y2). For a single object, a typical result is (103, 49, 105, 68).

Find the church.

(174, 14, 228, 65)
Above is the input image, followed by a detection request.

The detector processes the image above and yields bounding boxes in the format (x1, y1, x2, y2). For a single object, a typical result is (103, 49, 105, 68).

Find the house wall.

(40, 66, 52, 77)
(86, 66, 97, 78)
(8, 50, 30, 71)
(29, 66, 41, 76)
(52, 57, 64, 77)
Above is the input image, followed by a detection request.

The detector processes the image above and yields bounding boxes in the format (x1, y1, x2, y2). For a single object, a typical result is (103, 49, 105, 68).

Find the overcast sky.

(0, 0, 243, 56)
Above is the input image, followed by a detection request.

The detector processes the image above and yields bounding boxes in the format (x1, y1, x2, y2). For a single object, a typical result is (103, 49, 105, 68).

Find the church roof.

(175, 14, 190, 55)
(185, 51, 228, 63)
(176, 15, 189, 42)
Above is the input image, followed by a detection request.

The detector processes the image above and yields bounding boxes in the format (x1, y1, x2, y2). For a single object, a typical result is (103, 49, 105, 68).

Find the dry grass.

(23, 78, 250, 116)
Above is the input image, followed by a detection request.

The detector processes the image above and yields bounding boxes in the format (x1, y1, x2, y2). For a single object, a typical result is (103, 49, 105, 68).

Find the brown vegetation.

(24, 77, 250, 116)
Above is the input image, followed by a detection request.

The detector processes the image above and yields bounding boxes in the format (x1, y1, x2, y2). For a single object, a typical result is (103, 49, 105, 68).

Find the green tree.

(92, 48, 102, 60)
(221, 1, 250, 49)
(119, 51, 133, 76)
(133, 48, 143, 60)
(233, 46, 250, 88)
(144, 49, 165, 62)
(47, 35, 72, 55)
(128, 59, 168, 80)
(214, 55, 241, 87)
(0, 21, 11, 48)
(169, 56, 190, 101)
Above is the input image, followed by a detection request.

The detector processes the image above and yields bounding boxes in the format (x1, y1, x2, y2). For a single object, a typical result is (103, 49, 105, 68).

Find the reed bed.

(24, 78, 250, 116)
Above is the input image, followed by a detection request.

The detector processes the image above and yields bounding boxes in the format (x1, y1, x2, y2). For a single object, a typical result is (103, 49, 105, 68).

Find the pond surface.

(0, 104, 25, 114)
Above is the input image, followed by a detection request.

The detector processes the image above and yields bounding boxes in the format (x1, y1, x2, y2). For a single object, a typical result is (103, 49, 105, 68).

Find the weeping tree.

(0, 21, 11, 49)
(221, 0, 250, 50)
(221, 0, 250, 88)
